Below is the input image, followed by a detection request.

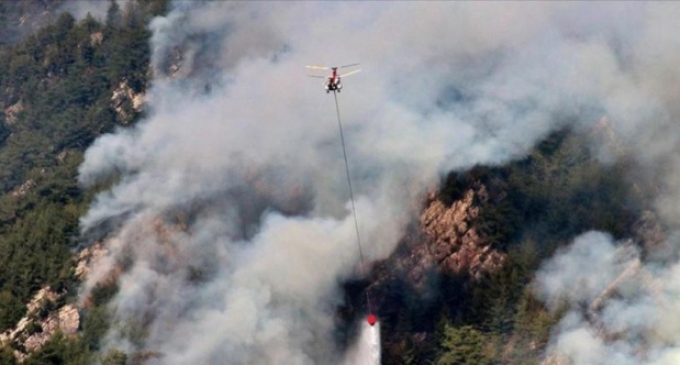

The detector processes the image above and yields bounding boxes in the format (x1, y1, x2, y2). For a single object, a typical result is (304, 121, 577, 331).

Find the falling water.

(345, 320, 381, 365)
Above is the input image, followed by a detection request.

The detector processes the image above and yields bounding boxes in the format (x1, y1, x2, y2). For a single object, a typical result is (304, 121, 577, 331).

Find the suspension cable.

(332, 91, 373, 313)
(333, 91, 364, 262)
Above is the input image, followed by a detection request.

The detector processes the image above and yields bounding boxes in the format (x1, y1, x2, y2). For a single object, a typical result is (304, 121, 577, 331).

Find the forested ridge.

(373, 129, 645, 364)
(0, 1, 166, 363)
(0, 2, 658, 365)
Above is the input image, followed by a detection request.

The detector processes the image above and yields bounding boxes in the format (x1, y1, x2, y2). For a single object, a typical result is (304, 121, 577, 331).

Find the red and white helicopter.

(306, 63, 361, 93)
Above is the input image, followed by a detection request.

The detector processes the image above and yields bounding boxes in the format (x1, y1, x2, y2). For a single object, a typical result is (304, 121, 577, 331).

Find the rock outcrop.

(420, 187, 505, 279)
(111, 81, 144, 123)
(9, 179, 35, 199)
(75, 242, 108, 280)
(0, 241, 109, 361)
(383, 186, 506, 289)
(89, 31, 103, 46)
(23, 305, 79, 354)
(4, 100, 23, 125)
(368, 183, 509, 364)
(0, 287, 79, 362)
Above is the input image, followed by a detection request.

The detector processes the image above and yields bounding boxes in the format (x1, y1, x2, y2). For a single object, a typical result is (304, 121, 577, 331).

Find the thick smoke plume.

(536, 231, 680, 365)
(77, 2, 680, 363)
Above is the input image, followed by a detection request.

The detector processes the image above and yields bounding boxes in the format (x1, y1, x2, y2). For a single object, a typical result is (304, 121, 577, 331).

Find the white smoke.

(536, 231, 680, 365)
(77, 2, 680, 363)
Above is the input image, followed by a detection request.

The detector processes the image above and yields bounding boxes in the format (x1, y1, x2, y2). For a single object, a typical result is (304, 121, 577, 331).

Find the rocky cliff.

(371, 184, 506, 293)
(420, 187, 505, 280)
(0, 287, 79, 362)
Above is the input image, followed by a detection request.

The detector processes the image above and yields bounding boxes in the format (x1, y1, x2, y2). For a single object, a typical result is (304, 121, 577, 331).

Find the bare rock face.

(4, 100, 23, 124)
(25, 287, 59, 315)
(23, 305, 80, 353)
(1, 241, 116, 361)
(369, 183, 508, 364)
(1, 287, 59, 344)
(75, 242, 108, 280)
(89, 31, 103, 46)
(111, 81, 145, 123)
(10, 179, 35, 199)
(371, 184, 506, 299)
(0, 286, 80, 361)
(403, 187, 505, 285)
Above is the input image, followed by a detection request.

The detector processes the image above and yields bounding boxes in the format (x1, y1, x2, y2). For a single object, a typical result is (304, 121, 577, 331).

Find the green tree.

(435, 325, 493, 365)
(0, 345, 17, 365)
(23, 333, 91, 365)
(101, 349, 127, 365)
(82, 306, 110, 351)
(0, 289, 24, 330)
(106, 0, 122, 27)
(0, 0, 162, 334)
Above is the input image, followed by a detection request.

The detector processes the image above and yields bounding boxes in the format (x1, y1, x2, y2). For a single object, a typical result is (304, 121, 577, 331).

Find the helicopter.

(305, 62, 376, 327)
(305, 63, 361, 93)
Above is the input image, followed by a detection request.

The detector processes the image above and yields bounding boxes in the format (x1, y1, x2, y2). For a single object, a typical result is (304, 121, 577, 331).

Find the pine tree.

(435, 325, 493, 365)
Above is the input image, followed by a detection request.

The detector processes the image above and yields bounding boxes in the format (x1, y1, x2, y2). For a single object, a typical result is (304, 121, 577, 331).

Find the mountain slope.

(0, 1, 167, 362)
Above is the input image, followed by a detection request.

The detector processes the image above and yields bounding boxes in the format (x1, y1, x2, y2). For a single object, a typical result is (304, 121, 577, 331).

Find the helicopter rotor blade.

(305, 65, 330, 70)
(339, 63, 360, 69)
(339, 69, 361, 78)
